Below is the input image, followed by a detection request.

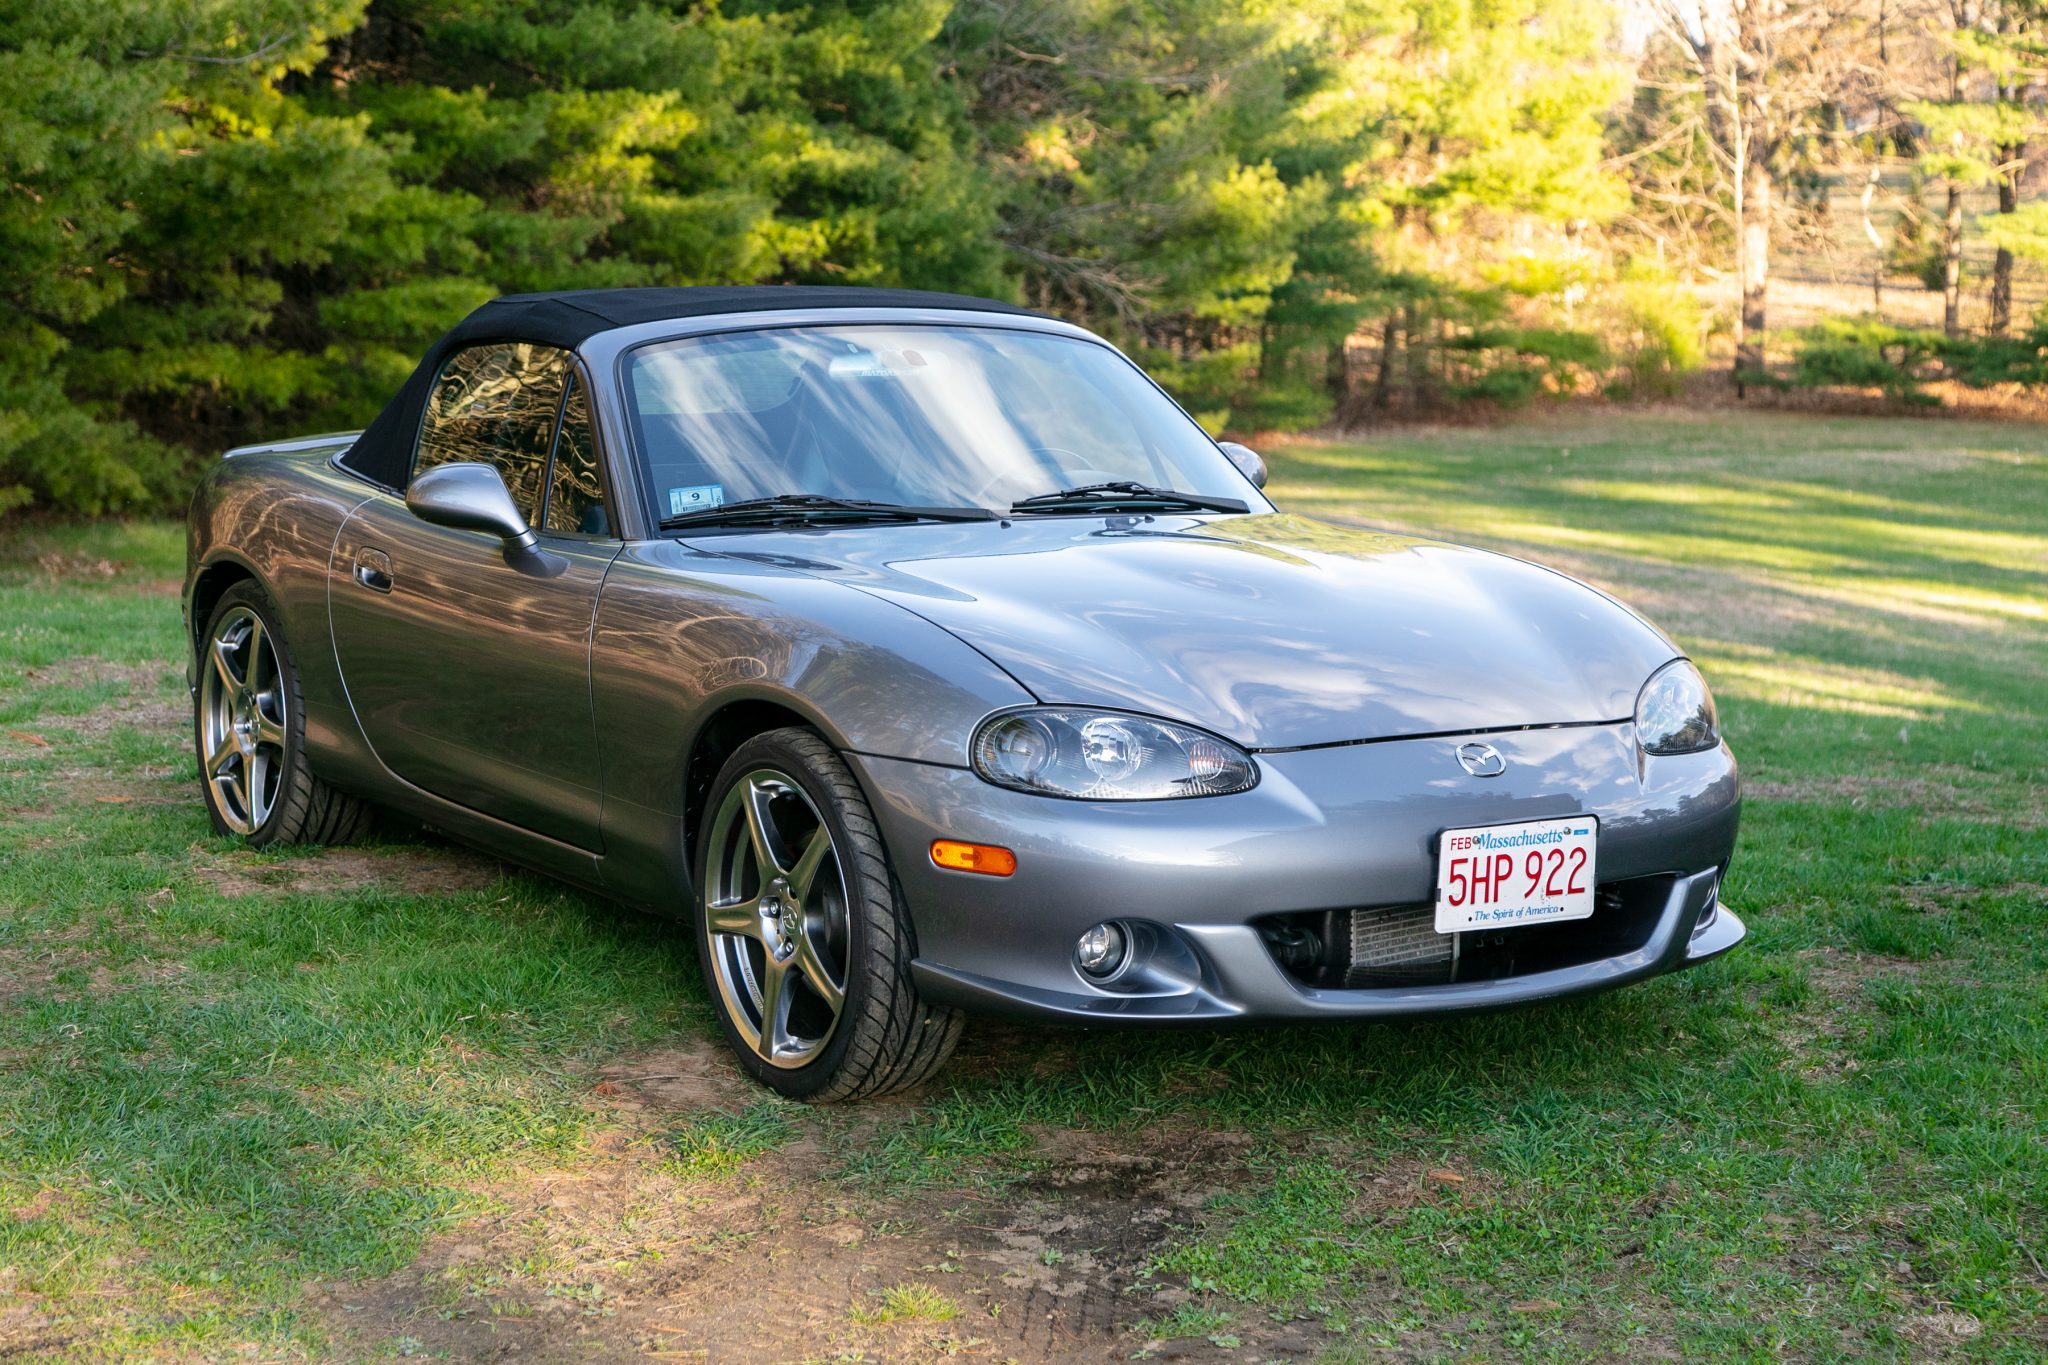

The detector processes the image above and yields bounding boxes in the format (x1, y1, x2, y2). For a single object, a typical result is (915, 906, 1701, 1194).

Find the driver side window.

(414, 343, 573, 523)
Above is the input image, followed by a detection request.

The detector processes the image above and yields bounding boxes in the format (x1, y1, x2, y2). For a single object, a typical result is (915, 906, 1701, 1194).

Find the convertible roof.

(455, 286, 1047, 349)
(338, 286, 1048, 489)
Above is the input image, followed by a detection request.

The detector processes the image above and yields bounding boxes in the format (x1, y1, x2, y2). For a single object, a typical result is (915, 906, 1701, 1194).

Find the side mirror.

(407, 463, 538, 552)
(1218, 441, 1268, 490)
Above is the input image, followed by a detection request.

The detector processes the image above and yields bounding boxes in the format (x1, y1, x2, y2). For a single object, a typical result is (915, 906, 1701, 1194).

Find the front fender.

(589, 537, 1035, 907)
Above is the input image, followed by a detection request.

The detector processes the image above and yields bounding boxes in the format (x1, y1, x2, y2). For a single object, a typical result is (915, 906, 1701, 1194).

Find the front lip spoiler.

(911, 866, 1741, 1025)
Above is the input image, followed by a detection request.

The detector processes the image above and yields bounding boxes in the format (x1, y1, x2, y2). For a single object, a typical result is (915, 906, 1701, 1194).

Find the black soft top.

(339, 286, 1046, 489)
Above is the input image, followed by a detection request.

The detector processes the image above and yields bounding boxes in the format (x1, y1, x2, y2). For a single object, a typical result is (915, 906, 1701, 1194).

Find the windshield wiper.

(660, 494, 997, 531)
(1008, 481, 1249, 516)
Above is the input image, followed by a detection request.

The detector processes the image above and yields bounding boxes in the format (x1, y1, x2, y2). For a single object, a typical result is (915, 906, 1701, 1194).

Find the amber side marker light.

(931, 840, 1018, 877)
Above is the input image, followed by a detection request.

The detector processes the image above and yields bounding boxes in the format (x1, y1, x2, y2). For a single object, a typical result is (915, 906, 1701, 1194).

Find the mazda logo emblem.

(1456, 741, 1507, 777)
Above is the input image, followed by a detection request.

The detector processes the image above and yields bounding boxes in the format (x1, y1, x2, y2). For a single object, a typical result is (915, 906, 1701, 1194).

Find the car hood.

(695, 513, 1678, 750)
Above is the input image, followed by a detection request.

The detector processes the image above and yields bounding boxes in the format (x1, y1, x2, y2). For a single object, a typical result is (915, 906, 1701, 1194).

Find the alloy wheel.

(198, 605, 287, 834)
(702, 768, 852, 1068)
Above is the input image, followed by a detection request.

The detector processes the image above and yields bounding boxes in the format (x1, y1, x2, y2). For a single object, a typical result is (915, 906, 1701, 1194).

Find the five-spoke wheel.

(199, 605, 288, 833)
(193, 582, 369, 846)
(694, 728, 962, 1100)
(702, 769, 852, 1067)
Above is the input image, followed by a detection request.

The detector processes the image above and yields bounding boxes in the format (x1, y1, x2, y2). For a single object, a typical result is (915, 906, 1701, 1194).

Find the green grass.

(1, 408, 2044, 1357)
(659, 1100, 800, 1178)
(1136, 1302, 1238, 1341)
(0, 522, 698, 1353)
(846, 1280, 960, 1326)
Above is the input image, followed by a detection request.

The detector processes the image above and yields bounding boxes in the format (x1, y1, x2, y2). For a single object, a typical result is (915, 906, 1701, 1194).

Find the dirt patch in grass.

(11, 658, 186, 742)
(1897, 1309, 1987, 1356)
(314, 1038, 1326, 1363)
(0, 544, 178, 596)
(1899, 879, 2048, 913)
(3, 663, 185, 814)
(31, 762, 186, 812)
(192, 845, 509, 900)
(1771, 947, 1926, 1081)
(0, 1298, 75, 1362)
(0, 920, 190, 1007)
(26, 552, 130, 581)
(8, 656, 513, 902)
(0, 916, 89, 993)
(60, 779, 183, 810)
(1745, 769, 2048, 828)
(1799, 945, 1926, 996)
(0, 947, 78, 1006)
(1340, 1153, 1486, 1218)
(594, 1037, 763, 1113)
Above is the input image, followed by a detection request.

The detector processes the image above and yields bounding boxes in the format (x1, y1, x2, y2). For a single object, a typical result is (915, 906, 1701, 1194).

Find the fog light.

(1075, 922, 1129, 978)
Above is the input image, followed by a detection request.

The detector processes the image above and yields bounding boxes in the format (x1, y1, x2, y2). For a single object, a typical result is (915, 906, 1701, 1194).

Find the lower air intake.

(1257, 876, 1671, 990)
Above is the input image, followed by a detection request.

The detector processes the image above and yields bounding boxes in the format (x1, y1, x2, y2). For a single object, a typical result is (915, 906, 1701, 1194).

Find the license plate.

(1435, 816, 1598, 933)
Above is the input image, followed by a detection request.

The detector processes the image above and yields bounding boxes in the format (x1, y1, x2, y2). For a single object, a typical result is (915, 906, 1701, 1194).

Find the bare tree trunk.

(1325, 334, 1351, 412)
(1992, 148, 2022, 334)
(1992, 246, 2014, 337)
(1943, 182, 1964, 337)
(1736, 163, 1772, 391)
(1400, 305, 1417, 410)
(1371, 315, 1398, 412)
(1861, 164, 1885, 311)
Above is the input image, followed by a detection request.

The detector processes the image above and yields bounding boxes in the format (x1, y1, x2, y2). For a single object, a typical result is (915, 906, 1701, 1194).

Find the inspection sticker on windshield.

(1435, 816, 1597, 933)
(668, 484, 725, 515)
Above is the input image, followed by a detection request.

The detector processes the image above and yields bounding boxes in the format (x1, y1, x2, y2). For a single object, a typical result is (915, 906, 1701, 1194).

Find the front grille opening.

(1258, 875, 1674, 989)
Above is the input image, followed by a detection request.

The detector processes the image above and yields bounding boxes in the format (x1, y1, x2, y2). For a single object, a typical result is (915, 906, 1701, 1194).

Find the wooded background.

(7, 0, 2048, 516)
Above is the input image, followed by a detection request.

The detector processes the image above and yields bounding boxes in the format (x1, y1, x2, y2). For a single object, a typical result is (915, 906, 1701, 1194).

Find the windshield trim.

(607, 317, 1272, 538)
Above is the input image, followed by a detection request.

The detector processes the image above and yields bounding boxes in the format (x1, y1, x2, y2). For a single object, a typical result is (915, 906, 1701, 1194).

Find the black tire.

(194, 581, 371, 848)
(694, 727, 963, 1101)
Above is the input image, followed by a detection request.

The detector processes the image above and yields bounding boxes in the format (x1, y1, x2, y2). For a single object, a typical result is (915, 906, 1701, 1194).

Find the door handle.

(353, 548, 393, 593)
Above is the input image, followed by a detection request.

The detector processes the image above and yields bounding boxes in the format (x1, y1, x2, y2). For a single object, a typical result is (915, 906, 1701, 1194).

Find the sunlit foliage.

(0, 0, 1635, 513)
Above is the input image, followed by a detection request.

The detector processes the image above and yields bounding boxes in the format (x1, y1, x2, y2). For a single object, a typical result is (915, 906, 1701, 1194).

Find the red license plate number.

(1435, 816, 1598, 933)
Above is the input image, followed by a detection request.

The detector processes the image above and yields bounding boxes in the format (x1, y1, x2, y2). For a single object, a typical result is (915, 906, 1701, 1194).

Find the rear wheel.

(195, 582, 369, 847)
(695, 728, 962, 1100)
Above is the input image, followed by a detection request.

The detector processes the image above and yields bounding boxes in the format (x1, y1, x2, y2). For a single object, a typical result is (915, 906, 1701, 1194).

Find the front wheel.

(694, 728, 962, 1100)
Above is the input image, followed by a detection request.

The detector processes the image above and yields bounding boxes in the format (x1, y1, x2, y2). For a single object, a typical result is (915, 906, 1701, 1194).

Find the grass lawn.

(1, 407, 2043, 1360)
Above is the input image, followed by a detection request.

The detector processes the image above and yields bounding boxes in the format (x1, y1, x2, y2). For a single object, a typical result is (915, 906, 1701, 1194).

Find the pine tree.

(1, 0, 1633, 509)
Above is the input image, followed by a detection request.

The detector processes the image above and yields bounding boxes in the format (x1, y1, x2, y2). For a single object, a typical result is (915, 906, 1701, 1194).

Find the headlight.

(1635, 660, 1720, 755)
(971, 708, 1259, 799)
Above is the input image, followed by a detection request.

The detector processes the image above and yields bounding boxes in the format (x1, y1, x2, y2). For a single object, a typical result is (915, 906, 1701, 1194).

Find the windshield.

(622, 324, 1264, 523)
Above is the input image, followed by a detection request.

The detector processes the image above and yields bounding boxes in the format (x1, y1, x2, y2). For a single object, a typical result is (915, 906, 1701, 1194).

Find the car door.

(329, 342, 622, 848)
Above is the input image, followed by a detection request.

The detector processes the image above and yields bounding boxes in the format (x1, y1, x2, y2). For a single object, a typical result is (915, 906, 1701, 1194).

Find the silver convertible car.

(184, 286, 1743, 1099)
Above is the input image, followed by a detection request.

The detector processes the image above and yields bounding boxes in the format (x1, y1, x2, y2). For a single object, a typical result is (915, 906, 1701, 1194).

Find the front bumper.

(850, 722, 1743, 1025)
